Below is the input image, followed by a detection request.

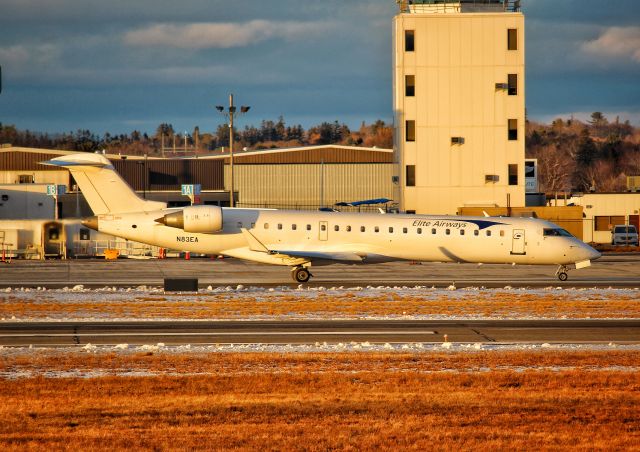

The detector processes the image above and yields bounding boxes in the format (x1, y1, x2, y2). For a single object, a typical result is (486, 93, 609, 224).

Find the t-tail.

(42, 153, 166, 214)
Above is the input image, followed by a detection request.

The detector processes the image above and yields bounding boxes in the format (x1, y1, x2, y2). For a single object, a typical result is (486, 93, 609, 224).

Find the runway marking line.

(0, 331, 437, 337)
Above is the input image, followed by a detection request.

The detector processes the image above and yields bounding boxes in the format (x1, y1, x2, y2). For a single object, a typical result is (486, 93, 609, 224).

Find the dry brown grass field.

(1, 351, 640, 450)
(2, 289, 640, 319)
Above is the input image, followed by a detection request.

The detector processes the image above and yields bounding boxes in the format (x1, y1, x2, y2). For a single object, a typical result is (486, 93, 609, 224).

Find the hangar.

(0, 145, 395, 258)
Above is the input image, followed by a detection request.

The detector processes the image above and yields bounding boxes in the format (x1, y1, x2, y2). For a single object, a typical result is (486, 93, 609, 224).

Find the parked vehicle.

(612, 225, 639, 246)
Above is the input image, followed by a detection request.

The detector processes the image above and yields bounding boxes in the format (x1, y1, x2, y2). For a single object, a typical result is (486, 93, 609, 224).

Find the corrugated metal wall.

(0, 151, 65, 171)
(226, 147, 393, 165)
(230, 164, 395, 210)
(112, 160, 224, 191)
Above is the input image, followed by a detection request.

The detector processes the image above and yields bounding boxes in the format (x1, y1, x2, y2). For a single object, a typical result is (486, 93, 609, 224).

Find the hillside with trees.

(0, 118, 393, 156)
(1, 112, 639, 193)
(526, 113, 640, 193)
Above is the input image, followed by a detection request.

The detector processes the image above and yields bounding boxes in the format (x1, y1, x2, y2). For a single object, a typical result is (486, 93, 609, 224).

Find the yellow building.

(393, 0, 525, 214)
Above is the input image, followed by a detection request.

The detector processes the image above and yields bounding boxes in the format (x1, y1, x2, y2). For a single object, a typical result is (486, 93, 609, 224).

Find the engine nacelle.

(155, 205, 223, 233)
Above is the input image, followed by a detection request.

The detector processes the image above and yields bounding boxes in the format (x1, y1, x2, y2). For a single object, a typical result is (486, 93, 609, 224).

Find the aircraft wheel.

(558, 272, 568, 282)
(292, 267, 311, 283)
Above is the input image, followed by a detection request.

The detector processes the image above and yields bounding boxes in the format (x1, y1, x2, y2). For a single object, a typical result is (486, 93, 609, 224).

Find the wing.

(240, 228, 363, 263)
(270, 250, 364, 263)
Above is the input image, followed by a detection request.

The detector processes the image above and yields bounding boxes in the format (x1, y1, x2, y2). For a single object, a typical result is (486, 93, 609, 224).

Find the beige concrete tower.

(393, 0, 525, 214)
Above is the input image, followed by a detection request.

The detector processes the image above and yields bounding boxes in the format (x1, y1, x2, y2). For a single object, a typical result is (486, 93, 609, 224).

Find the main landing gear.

(556, 265, 569, 281)
(291, 266, 312, 283)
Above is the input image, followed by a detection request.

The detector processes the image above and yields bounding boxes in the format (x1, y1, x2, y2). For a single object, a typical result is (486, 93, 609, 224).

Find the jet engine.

(155, 205, 223, 233)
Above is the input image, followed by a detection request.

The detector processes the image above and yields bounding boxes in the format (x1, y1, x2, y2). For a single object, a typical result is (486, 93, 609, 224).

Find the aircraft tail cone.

(81, 216, 99, 231)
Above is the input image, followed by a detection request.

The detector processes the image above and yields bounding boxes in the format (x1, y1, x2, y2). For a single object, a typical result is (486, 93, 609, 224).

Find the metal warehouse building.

(0, 145, 395, 220)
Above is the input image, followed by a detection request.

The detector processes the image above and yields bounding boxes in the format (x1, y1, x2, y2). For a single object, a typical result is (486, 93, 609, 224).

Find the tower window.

(509, 164, 518, 185)
(508, 74, 518, 95)
(508, 119, 518, 141)
(406, 120, 415, 142)
(405, 75, 415, 97)
(405, 30, 415, 52)
(406, 165, 416, 187)
(508, 29, 518, 50)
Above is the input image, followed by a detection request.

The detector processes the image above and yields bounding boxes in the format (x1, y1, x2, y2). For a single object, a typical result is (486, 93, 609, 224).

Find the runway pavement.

(1, 320, 639, 346)
(0, 254, 638, 288)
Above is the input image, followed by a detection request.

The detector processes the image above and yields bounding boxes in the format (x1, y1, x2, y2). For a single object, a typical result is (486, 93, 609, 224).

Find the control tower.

(393, 0, 525, 214)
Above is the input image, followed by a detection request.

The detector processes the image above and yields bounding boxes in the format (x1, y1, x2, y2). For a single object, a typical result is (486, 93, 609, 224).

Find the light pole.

(216, 94, 250, 208)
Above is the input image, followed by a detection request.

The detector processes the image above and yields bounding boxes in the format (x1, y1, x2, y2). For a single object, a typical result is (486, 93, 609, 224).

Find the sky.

(0, 0, 638, 135)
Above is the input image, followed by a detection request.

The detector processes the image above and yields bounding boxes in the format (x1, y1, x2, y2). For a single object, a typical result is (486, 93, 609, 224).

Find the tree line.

(0, 117, 393, 155)
(2, 112, 639, 193)
(526, 113, 639, 193)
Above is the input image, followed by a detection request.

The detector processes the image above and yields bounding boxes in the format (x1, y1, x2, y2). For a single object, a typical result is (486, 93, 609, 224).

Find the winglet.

(241, 228, 270, 253)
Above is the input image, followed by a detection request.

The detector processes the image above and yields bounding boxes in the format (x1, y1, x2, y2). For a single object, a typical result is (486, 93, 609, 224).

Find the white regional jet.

(44, 153, 601, 283)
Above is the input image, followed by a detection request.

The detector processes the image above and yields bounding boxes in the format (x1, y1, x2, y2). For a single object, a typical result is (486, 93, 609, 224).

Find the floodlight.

(240, 106, 251, 113)
(216, 106, 224, 112)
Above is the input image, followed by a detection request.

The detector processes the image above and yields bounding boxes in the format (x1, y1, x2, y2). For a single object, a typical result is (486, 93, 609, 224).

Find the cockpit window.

(543, 228, 572, 237)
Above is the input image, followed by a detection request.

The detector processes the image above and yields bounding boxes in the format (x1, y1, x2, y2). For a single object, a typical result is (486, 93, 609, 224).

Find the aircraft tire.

(558, 272, 568, 281)
(292, 267, 311, 283)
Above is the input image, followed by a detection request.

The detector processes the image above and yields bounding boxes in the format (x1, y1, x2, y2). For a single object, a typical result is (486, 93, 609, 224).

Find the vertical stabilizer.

(42, 153, 166, 214)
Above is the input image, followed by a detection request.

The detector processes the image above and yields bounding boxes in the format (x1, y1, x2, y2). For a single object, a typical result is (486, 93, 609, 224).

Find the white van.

(612, 225, 639, 246)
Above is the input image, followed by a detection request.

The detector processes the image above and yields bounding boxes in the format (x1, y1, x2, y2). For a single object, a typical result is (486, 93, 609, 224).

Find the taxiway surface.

(0, 254, 638, 288)
(1, 320, 639, 346)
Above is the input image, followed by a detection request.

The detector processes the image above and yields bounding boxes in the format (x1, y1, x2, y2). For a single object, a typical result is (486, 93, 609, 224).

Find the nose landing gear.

(291, 266, 312, 283)
(556, 265, 569, 281)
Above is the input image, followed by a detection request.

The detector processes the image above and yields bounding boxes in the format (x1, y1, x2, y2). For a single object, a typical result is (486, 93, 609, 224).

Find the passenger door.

(511, 229, 526, 255)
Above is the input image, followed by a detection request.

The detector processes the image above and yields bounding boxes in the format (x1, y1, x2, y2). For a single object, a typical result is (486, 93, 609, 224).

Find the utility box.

(164, 278, 198, 292)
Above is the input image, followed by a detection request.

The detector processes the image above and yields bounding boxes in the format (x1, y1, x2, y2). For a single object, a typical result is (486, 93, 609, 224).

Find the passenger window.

(445, 229, 451, 235)
(417, 228, 422, 234)
(334, 225, 340, 232)
(278, 224, 283, 230)
(264, 223, 269, 229)
(321, 224, 327, 231)
(375, 226, 380, 233)
(292, 224, 297, 231)
(474, 230, 479, 236)
(500, 230, 505, 237)
(346, 226, 351, 232)
(361, 226, 366, 232)
(460, 229, 465, 236)
(486, 230, 492, 237)
(403, 228, 408, 234)
(432, 228, 436, 235)
(389, 227, 394, 233)
(307, 224, 311, 231)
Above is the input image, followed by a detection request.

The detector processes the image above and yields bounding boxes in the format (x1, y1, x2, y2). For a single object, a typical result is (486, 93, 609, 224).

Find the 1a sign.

(181, 184, 201, 196)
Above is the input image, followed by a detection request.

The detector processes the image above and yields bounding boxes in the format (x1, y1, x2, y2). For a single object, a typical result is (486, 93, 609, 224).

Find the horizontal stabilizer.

(41, 159, 107, 168)
(40, 153, 166, 214)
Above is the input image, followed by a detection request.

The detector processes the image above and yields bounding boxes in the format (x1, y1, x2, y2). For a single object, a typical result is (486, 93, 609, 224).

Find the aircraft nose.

(589, 248, 602, 261)
(578, 242, 601, 261)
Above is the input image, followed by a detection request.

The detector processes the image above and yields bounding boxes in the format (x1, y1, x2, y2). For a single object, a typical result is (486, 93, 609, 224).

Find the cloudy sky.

(0, 0, 638, 135)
